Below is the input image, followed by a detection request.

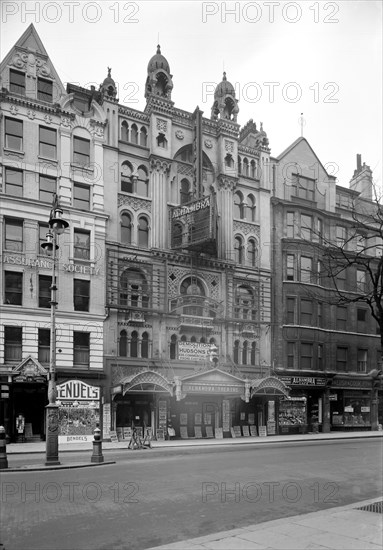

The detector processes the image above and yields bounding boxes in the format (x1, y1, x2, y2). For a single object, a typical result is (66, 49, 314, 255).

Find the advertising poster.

(57, 380, 100, 443)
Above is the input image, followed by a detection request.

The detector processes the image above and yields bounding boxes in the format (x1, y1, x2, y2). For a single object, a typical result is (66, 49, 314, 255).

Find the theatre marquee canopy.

(113, 370, 173, 396)
(251, 376, 290, 397)
(175, 368, 250, 401)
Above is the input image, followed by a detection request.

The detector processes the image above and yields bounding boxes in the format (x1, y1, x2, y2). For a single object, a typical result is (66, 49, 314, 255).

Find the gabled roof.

(276, 136, 335, 180)
(0, 24, 66, 96)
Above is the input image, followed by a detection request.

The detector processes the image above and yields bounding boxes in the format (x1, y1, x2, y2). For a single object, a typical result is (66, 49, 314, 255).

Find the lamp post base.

(45, 403, 60, 466)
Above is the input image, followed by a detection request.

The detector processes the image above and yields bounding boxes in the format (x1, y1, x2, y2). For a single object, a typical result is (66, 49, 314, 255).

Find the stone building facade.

(0, 25, 107, 442)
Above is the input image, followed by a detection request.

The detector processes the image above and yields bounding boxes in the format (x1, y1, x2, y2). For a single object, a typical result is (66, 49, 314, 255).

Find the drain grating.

(356, 501, 383, 514)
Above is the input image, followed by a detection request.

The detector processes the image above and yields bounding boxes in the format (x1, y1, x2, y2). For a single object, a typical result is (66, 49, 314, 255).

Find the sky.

(1, 0, 382, 189)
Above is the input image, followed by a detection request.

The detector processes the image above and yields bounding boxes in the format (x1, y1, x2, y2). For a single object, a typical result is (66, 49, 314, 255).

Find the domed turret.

(214, 72, 235, 99)
(99, 67, 117, 99)
(211, 72, 239, 122)
(145, 45, 173, 100)
(147, 45, 171, 74)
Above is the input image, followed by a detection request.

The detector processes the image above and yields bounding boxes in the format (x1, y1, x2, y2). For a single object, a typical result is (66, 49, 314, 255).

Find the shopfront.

(111, 370, 174, 440)
(329, 377, 373, 430)
(8, 356, 48, 442)
(171, 368, 248, 438)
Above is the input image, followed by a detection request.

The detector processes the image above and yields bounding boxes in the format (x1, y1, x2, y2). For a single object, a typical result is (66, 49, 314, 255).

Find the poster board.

(102, 403, 111, 439)
(250, 425, 258, 437)
(215, 428, 223, 439)
(116, 427, 123, 441)
(230, 427, 236, 438)
(259, 425, 267, 437)
(242, 425, 250, 437)
(248, 413, 255, 425)
(25, 423, 33, 438)
(109, 430, 118, 442)
(156, 428, 165, 441)
(180, 413, 188, 425)
(123, 427, 132, 439)
(267, 421, 276, 435)
(180, 426, 189, 439)
(233, 426, 242, 438)
(205, 426, 214, 438)
(194, 426, 202, 438)
(158, 400, 167, 429)
(195, 413, 202, 425)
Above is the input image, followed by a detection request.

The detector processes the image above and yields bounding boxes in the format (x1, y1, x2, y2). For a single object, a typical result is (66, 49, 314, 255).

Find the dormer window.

(10, 69, 25, 95)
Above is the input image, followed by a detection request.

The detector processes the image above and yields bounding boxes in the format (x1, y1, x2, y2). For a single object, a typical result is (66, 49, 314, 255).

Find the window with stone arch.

(121, 212, 132, 244)
(250, 160, 256, 178)
(247, 238, 258, 267)
(235, 285, 257, 320)
(131, 124, 138, 144)
(234, 236, 244, 264)
(242, 341, 248, 365)
(180, 178, 191, 205)
(225, 154, 234, 169)
(243, 158, 249, 177)
(234, 340, 240, 364)
(238, 156, 242, 175)
(136, 165, 149, 197)
(121, 121, 129, 142)
(130, 331, 138, 357)
(180, 276, 206, 316)
(119, 330, 127, 356)
(138, 216, 149, 247)
(251, 342, 256, 366)
(121, 161, 133, 193)
(140, 126, 148, 147)
(141, 332, 149, 358)
(170, 334, 177, 359)
(119, 268, 149, 308)
(246, 194, 256, 222)
(234, 192, 244, 219)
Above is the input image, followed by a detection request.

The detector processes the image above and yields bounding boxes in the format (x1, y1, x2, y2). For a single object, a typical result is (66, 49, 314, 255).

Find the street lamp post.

(41, 195, 69, 465)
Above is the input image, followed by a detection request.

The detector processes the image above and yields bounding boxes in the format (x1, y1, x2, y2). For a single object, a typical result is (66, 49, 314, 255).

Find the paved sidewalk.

(5, 429, 383, 454)
(147, 498, 383, 550)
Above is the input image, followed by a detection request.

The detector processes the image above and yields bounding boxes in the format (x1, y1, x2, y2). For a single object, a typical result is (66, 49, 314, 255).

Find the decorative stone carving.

(225, 140, 234, 152)
(44, 114, 53, 125)
(175, 130, 184, 140)
(150, 158, 170, 173)
(118, 194, 152, 212)
(61, 117, 72, 128)
(157, 118, 168, 132)
(27, 109, 36, 120)
(217, 175, 237, 191)
(11, 52, 27, 70)
(177, 163, 193, 176)
(10, 105, 19, 116)
(234, 221, 260, 237)
(204, 139, 213, 148)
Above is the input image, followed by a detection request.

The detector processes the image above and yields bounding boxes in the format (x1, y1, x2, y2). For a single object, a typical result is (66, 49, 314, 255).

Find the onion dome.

(214, 72, 235, 99)
(147, 45, 170, 74)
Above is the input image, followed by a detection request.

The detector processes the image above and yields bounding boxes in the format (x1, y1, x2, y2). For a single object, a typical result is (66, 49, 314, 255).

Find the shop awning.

(113, 370, 173, 396)
(250, 376, 290, 397)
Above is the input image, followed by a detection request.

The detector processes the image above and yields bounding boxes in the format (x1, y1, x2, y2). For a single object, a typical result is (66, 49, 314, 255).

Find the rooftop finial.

(223, 71, 227, 81)
(107, 67, 111, 77)
(157, 44, 161, 54)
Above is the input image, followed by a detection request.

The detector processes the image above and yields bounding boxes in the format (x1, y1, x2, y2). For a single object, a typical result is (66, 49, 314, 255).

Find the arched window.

(251, 342, 256, 366)
(137, 166, 149, 197)
(209, 338, 216, 345)
(141, 332, 149, 358)
(131, 124, 138, 144)
(170, 334, 177, 359)
(130, 331, 138, 357)
(242, 341, 248, 365)
(235, 285, 257, 320)
(119, 269, 149, 308)
(247, 238, 257, 267)
(191, 336, 197, 343)
(238, 156, 242, 175)
(121, 121, 129, 142)
(119, 330, 127, 356)
(121, 161, 133, 193)
(181, 335, 187, 342)
(234, 192, 243, 219)
(200, 337, 206, 343)
(121, 213, 132, 244)
(250, 160, 256, 178)
(225, 154, 234, 168)
(180, 179, 191, 205)
(157, 133, 167, 148)
(234, 340, 240, 364)
(180, 277, 205, 316)
(243, 158, 249, 177)
(235, 236, 243, 264)
(246, 195, 256, 222)
(138, 216, 149, 247)
(140, 127, 148, 147)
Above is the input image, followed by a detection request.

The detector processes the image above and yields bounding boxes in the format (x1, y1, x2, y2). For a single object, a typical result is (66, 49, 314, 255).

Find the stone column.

(150, 158, 170, 249)
(217, 175, 237, 261)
